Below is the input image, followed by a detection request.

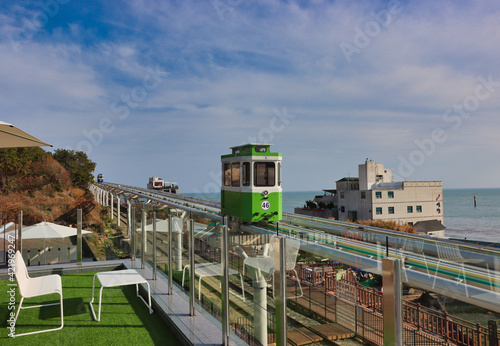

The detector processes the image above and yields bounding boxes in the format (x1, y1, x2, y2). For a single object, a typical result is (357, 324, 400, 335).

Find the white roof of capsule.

(229, 143, 272, 149)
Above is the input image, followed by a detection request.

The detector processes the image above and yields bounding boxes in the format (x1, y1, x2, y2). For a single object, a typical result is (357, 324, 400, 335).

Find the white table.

(182, 263, 245, 301)
(89, 269, 153, 321)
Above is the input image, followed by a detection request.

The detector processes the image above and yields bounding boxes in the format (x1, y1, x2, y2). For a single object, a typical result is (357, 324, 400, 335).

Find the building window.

(376, 207, 382, 215)
(388, 207, 394, 214)
(340, 191, 344, 199)
(408, 222, 414, 226)
(407, 206, 413, 213)
(361, 191, 366, 199)
(416, 205, 422, 213)
(340, 206, 345, 213)
(388, 191, 394, 198)
(375, 191, 382, 199)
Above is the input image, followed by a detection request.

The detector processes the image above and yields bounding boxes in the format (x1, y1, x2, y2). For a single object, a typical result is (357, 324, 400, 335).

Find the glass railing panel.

(231, 227, 274, 345)
(135, 206, 144, 263)
(163, 210, 185, 288)
(289, 231, 384, 346)
(0, 211, 20, 265)
(143, 210, 154, 266)
(131, 205, 139, 261)
(190, 212, 224, 320)
(152, 208, 170, 277)
(178, 213, 190, 294)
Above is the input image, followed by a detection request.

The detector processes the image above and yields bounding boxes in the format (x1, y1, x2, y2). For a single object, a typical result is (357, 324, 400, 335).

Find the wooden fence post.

(416, 304, 420, 330)
(443, 311, 448, 342)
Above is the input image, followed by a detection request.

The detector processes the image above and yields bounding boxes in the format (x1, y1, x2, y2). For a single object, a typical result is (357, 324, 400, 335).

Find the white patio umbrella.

(0, 121, 52, 148)
(142, 219, 209, 233)
(3, 221, 91, 248)
(143, 219, 170, 232)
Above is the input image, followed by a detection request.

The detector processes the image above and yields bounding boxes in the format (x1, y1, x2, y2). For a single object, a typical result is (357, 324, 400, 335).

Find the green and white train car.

(221, 144, 282, 222)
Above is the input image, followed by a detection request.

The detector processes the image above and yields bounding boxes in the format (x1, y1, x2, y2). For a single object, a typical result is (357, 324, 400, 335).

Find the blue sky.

(1, 0, 500, 193)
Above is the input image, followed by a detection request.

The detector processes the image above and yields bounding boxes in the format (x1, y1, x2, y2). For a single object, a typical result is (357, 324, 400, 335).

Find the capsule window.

(242, 162, 250, 186)
(278, 162, 281, 186)
(254, 162, 275, 187)
(223, 163, 231, 186)
(231, 162, 240, 187)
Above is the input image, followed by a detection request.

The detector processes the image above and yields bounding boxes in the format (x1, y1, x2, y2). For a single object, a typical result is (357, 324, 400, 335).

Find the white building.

(337, 160, 444, 229)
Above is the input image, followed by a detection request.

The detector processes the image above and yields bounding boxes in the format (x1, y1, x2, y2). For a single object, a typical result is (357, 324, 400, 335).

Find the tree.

(52, 149, 96, 190)
(304, 200, 318, 209)
(0, 147, 49, 193)
(32, 156, 72, 191)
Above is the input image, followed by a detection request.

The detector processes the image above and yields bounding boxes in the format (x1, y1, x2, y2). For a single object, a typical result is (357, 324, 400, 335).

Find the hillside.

(0, 147, 103, 228)
(0, 188, 103, 228)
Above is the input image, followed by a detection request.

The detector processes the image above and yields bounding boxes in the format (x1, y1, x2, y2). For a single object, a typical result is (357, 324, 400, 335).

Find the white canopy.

(0, 121, 52, 148)
(3, 221, 91, 239)
(143, 219, 170, 232)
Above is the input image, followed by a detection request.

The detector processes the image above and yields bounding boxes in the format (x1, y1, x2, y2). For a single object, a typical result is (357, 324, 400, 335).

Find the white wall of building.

(337, 189, 372, 221)
(370, 181, 443, 224)
(359, 160, 393, 190)
(337, 160, 443, 225)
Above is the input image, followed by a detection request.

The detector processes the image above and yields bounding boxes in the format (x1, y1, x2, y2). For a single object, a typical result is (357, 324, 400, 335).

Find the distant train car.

(147, 177, 179, 194)
(147, 177, 165, 189)
(221, 143, 282, 222)
(97, 173, 103, 183)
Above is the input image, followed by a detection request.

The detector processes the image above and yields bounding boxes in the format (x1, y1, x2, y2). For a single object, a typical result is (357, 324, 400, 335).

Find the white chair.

(241, 237, 303, 299)
(241, 237, 275, 279)
(284, 238, 303, 298)
(12, 251, 64, 337)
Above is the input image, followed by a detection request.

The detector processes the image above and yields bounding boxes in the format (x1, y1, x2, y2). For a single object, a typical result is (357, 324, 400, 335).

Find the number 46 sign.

(261, 201, 271, 211)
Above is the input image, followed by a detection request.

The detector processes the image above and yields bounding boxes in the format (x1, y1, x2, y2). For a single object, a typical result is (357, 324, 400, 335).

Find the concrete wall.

(370, 181, 443, 224)
(294, 208, 337, 219)
(336, 180, 443, 225)
(359, 160, 393, 190)
(337, 190, 372, 221)
(336, 160, 442, 225)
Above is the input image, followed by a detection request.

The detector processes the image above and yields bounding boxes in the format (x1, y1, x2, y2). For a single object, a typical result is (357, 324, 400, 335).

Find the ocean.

(186, 188, 500, 243)
(443, 188, 500, 242)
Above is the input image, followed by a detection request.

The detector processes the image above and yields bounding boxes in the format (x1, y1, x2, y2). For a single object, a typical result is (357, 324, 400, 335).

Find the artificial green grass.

(1, 271, 180, 345)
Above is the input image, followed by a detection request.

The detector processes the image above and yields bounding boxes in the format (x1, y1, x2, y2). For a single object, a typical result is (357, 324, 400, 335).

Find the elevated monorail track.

(92, 182, 500, 312)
